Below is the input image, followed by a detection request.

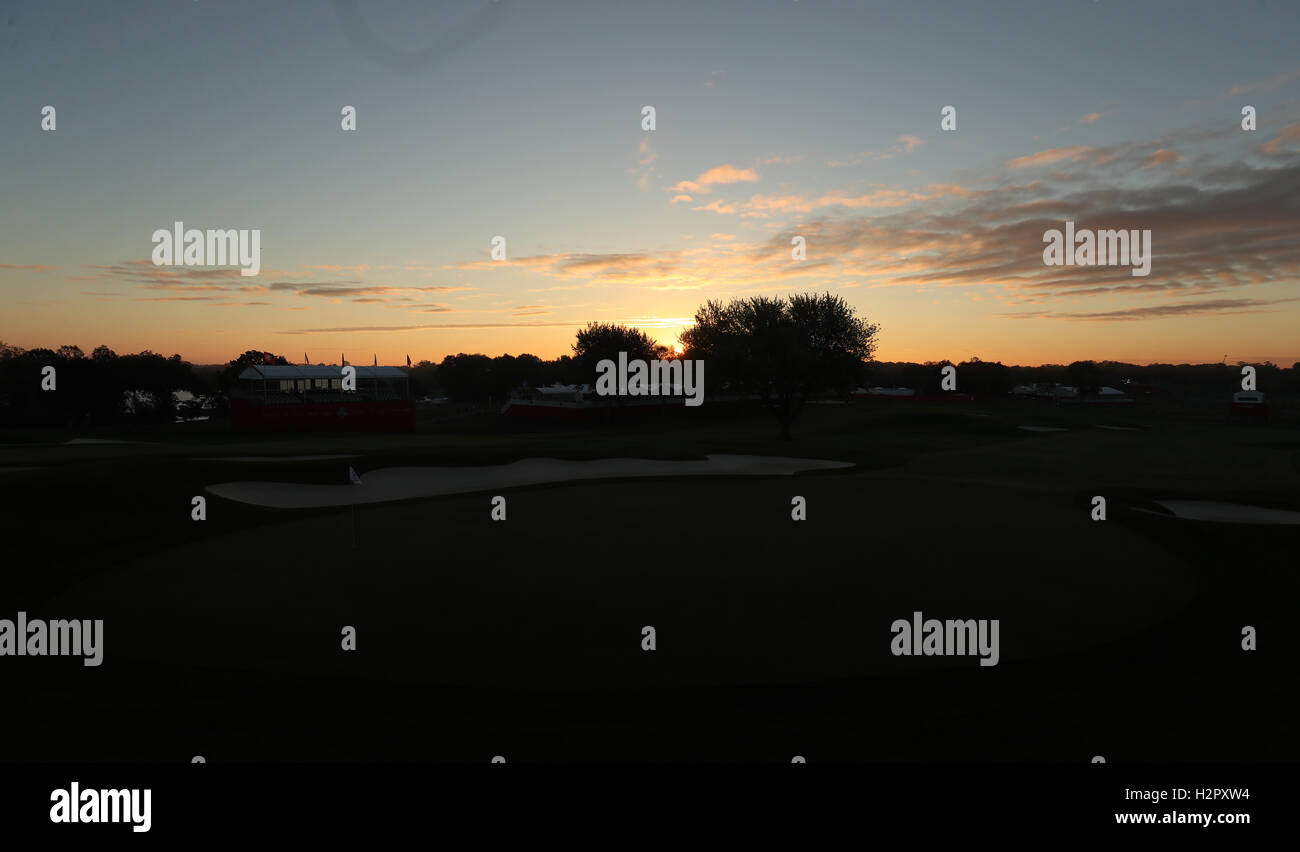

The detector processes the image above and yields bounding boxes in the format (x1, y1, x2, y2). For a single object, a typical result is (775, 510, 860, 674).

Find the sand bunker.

(202, 454, 360, 462)
(207, 454, 853, 509)
(1155, 500, 1300, 525)
(1017, 425, 1068, 433)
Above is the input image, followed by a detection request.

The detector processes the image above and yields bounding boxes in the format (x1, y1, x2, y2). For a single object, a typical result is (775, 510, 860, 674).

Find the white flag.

(349, 466, 362, 485)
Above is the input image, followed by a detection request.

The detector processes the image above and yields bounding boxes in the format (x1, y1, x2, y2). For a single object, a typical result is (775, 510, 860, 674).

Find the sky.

(2, 0, 1299, 367)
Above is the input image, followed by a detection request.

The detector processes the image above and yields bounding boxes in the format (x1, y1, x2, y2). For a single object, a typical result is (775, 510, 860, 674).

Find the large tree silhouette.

(681, 292, 879, 439)
(571, 322, 660, 389)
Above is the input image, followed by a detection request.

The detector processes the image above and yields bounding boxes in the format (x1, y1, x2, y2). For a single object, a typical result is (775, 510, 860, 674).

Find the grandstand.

(231, 365, 414, 430)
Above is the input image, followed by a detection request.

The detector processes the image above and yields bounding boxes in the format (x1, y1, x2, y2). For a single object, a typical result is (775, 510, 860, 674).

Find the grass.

(0, 399, 1296, 761)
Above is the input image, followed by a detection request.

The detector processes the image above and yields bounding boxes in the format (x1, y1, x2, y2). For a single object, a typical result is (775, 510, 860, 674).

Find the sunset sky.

(2, 0, 1298, 366)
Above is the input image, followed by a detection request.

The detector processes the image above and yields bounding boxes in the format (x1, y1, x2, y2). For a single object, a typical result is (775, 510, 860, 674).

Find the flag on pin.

(349, 466, 362, 485)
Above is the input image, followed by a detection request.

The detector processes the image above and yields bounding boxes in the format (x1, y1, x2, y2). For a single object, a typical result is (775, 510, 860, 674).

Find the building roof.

(238, 365, 408, 381)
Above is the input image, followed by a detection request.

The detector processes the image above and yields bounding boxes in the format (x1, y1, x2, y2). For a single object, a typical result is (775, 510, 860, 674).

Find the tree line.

(4, 291, 1299, 434)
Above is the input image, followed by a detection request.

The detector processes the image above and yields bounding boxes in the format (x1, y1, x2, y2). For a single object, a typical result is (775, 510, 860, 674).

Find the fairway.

(51, 470, 1199, 687)
(2, 402, 1297, 761)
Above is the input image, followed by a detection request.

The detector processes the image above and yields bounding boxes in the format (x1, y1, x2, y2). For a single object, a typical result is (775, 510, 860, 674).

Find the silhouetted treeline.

(863, 358, 1300, 397)
(428, 353, 582, 403)
(0, 343, 204, 426)
(4, 336, 1299, 428)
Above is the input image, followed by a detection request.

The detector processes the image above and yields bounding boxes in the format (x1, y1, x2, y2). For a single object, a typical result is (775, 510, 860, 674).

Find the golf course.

(1, 397, 1295, 762)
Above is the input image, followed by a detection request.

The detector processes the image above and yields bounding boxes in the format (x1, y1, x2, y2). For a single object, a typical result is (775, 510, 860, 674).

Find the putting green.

(50, 469, 1200, 689)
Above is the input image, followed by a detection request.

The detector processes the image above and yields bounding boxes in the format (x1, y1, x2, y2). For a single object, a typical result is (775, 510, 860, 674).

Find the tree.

(437, 353, 493, 403)
(1067, 360, 1101, 399)
(958, 357, 1010, 397)
(681, 292, 879, 439)
(572, 322, 659, 389)
(218, 349, 290, 393)
(91, 345, 117, 361)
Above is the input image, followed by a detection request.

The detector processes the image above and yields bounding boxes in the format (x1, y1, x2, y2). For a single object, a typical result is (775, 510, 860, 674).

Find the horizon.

(8, 337, 1296, 373)
(3, 0, 1299, 367)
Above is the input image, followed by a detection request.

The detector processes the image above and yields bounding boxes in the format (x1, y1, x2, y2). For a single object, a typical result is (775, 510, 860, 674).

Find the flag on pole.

(340, 352, 345, 366)
(406, 354, 411, 368)
(349, 466, 362, 485)
(373, 353, 378, 367)
(304, 352, 309, 365)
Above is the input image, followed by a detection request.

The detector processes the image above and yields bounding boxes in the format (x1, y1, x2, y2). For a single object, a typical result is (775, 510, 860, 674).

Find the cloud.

(304, 263, 371, 273)
(135, 296, 221, 302)
(442, 120, 1300, 325)
(742, 188, 927, 215)
(1259, 122, 1300, 155)
(671, 163, 759, 194)
(691, 199, 738, 215)
(997, 298, 1300, 322)
(828, 135, 926, 167)
(1005, 146, 1096, 168)
(0, 264, 54, 271)
(278, 320, 580, 334)
(1079, 113, 1101, 124)
(631, 138, 659, 188)
(698, 164, 759, 184)
(1228, 67, 1300, 96)
(1142, 148, 1180, 168)
(80, 260, 474, 307)
(898, 134, 926, 152)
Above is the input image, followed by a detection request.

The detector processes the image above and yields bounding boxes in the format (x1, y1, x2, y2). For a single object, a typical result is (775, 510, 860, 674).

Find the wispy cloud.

(278, 320, 581, 335)
(1142, 148, 1180, 168)
(631, 137, 659, 189)
(997, 298, 1300, 322)
(670, 163, 760, 194)
(1259, 122, 1300, 155)
(828, 135, 926, 167)
(1005, 145, 1096, 168)
(1228, 67, 1300, 96)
